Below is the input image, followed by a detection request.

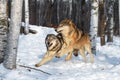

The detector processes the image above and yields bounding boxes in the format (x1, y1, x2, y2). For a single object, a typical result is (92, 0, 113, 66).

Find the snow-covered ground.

(0, 25, 120, 80)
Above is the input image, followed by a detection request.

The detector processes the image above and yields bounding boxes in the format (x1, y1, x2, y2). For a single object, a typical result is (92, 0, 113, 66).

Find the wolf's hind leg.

(65, 52, 72, 61)
(79, 48, 87, 63)
(85, 45, 94, 63)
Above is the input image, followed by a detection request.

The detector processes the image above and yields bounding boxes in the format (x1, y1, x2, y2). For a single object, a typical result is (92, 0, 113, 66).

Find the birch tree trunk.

(119, 0, 120, 36)
(106, 0, 114, 42)
(0, 0, 7, 63)
(90, 0, 99, 55)
(3, 0, 23, 69)
(24, 0, 29, 34)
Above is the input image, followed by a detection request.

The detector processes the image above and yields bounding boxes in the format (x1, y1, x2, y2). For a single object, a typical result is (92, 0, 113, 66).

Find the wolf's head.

(55, 19, 76, 37)
(45, 34, 61, 51)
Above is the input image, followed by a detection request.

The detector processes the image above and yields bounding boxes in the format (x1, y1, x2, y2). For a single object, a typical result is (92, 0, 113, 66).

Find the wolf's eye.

(59, 24, 63, 27)
(59, 25, 62, 27)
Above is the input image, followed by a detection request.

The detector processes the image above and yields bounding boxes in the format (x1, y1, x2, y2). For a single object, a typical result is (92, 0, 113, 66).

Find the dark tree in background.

(105, 0, 114, 42)
(99, 0, 106, 46)
(22, 0, 120, 38)
(114, 0, 119, 36)
(119, 0, 120, 36)
(80, 0, 91, 33)
(29, 0, 36, 25)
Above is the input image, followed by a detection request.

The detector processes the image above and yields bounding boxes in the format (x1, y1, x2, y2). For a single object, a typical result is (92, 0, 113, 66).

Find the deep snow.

(0, 25, 120, 80)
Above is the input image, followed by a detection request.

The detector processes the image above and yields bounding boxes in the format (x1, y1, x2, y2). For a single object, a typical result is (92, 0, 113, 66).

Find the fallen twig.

(18, 64, 52, 75)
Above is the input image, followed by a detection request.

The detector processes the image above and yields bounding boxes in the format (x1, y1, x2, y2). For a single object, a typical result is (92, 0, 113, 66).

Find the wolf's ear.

(57, 33, 62, 39)
(67, 19, 73, 25)
(45, 41, 48, 50)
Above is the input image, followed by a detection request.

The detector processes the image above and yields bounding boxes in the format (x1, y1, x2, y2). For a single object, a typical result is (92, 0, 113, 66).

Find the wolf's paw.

(35, 64, 40, 67)
(73, 53, 78, 57)
(55, 55, 60, 58)
(65, 58, 71, 61)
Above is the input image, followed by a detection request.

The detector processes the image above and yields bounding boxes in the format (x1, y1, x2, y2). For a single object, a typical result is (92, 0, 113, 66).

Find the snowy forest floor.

(0, 25, 120, 80)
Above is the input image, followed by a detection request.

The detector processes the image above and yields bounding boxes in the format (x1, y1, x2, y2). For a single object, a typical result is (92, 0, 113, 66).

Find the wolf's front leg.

(65, 52, 72, 61)
(35, 51, 55, 67)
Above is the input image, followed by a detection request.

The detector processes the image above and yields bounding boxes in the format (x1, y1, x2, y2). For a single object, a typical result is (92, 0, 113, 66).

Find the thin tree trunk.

(24, 0, 29, 34)
(90, 0, 99, 55)
(0, 0, 8, 63)
(68, 0, 72, 19)
(3, 0, 23, 69)
(114, 0, 119, 36)
(71, 0, 82, 29)
(57, 0, 60, 23)
(29, 0, 36, 25)
(119, 0, 120, 36)
(99, 0, 106, 46)
(106, 0, 114, 42)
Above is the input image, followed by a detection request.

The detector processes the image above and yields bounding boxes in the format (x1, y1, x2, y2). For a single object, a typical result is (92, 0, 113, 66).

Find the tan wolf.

(35, 34, 78, 67)
(55, 19, 94, 63)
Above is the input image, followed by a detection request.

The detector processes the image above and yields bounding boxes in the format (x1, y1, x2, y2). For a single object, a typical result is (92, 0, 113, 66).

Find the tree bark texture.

(90, 0, 99, 54)
(0, 0, 8, 63)
(105, 0, 114, 42)
(24, 0, 29, 34)
(113, 0, 119, 36)
(34, 0, 90, 32)
(3, 0, 23, 69)
(99, 0, 106, 46)
(119, 0, 120, 36)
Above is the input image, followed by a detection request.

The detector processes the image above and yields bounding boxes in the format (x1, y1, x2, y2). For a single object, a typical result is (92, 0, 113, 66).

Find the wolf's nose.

(55, 29, 57, 32)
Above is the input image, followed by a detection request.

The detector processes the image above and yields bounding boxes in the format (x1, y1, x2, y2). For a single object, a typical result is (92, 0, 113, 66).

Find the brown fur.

(55, 19, 94, 63)
(35, 34, 79, 67)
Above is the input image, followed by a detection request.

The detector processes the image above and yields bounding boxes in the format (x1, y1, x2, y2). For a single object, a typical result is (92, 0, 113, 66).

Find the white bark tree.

(3, 0, 23, 69)
(0, 0, 7, 63)
(90, 0, 99, 55)
(24, 0, 29, 34)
